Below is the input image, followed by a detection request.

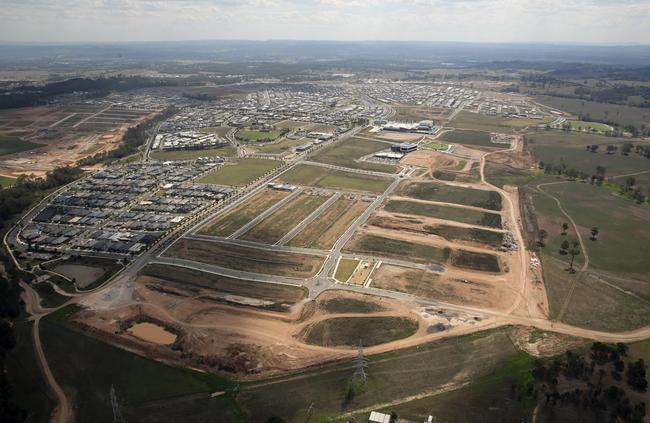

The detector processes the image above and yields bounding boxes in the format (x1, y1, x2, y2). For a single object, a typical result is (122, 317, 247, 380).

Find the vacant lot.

(140, 264, 306, 306)
(242, 193, 328, 244)
(310, 137, 397, 173)
(150, 146, 237, 161)
(50, 256, 122, 290)
(200, 189, 289, 237)
(344, 233, 450, 265)
(40, 316, 238, 423)
(424, 224, 504, 249)
(397, 181, 502, 211)
(335, 258, 359, 282)
(0, 132, 44, 156)
(197, 158, 282, 187)
(253, 138, 307, 155)
(450, 250, 501, 273)
(385, 200, 502, 228)
(279, 164, 392, 193)
(300, 316, 418, 347)
(319, 296, 385, 314)
(239, 329, 521, 422)
(527, 130, 650, 176)
(165, 238, 325, 278)
(288, 198, 369, 249)
(439, 129, 498, 148)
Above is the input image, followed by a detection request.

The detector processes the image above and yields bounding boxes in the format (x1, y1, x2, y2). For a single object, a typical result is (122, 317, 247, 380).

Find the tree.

(560, 239, 570, 255)
(627, 359, 648, 392)
(562, 223, 569, 235)
(606, 144, 618, 154)
(569, 245, 581, 272)
(537, 229, 548, 247)
(622, 142, 633, 155)
(590, 227, 599, 241)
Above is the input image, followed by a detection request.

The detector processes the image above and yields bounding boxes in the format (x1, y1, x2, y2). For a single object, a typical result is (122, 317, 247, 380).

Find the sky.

(1, 0, 649, 44)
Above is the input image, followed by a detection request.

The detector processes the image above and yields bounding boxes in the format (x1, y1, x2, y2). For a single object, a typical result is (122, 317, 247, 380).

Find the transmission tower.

(110, 385, 127, 423)
(352, 339, 369, 385)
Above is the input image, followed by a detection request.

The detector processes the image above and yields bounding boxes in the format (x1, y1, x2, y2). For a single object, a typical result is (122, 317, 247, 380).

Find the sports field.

(438, 129, 497, 148)
(310, 137, 397, 173)
(197, 158, 282, 186)
(279, 164, 392, 193)
(236, 129, 281, 141)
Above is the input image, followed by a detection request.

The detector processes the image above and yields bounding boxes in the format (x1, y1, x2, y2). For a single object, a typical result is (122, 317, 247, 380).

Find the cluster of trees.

(78, 107, 176, 166)
(531, 343, 647, 423)
(611, 177, 648, 204)
(0, 76, 174, 110)
(539, 162, 607, 185)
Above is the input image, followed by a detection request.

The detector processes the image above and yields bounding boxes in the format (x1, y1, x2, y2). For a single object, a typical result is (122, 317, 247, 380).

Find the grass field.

(200, 189, 289, 237)
(344, 233, 450, 265)
(198, 126, 232, 137)
(450, 250, 501, 273)
(392, 105, 450, 122)
(301, 316, 418, 347)
(438, 129, 498, 148)
(197, 158, 282, 187)
(565, 120, 612, 133)
(536, 95, 650, 128)
(449, 111, 549, 133)
(310, 137, 397, 173)
(150, 145, 237, 161)
(0, 132, 44, 156)
(397, 181, 503, 211)
(527, 130, 650, 176)
(0, 174, 17, 188)
(252, 138, 307, 154)
(140, 264, 307, 308)
(319, 297, 384, 314)
(239, 329, 523, 422)
(236, 129, 281, 141)
(385, 200, 502, 228)
(288, 198, 369, 249)
(279, 164, 392, 193)
(40, 315, 239, 423)
(334, 258, 359, 282)
(424, 224, 504, 249)
(165, 238, 325, 278)
(423, 142, 449, 151)
(242, 193, 328, 244)
(532, 181, 650, 330)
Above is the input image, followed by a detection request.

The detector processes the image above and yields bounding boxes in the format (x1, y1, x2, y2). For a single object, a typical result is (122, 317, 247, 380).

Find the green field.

(344, 233, 450, 265)
(438, 129, 498, 148)
(198, 126, 232, 137)
(397, 181, 503, 211)
(197, 158, 282, 186)
(385, 200, 502, 228)
(150, 145, 237, 161)
(242, 193, 328, 244)
(423, 142, 449, 151)
(236, 129, 281, 141)
(0, 133, 44, 156)
(310, 137, 397, 173)
(334, 258, 359, 282)
(252, 138, 307, 154)
(279, 164, 392, 193)
(527, 130, 650, 176)
(40, 314, 239, 422)
(301, 316, 418, 347)
(200, 189, 289, 237)
(537, 95, 650, 128)
(565, 120, 612, 133)
(0, 174, 17, 188)
(449, 111, 550, 133)
(533, 181, 650, 330)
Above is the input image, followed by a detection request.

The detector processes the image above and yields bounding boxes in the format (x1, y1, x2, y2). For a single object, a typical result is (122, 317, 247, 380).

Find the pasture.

(197, 158, 282, 186)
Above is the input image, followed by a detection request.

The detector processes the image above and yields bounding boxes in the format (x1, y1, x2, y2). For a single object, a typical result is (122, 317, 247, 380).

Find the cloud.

(0, 0, 648, 43)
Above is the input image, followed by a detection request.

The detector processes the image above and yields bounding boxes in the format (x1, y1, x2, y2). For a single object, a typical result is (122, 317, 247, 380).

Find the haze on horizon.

(1, 0, 649, 45)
